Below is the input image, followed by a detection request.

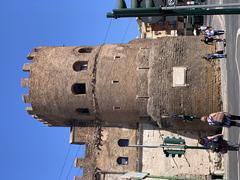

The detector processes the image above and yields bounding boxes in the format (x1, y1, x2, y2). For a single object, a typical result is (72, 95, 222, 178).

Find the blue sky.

(0, 1, 138, 179)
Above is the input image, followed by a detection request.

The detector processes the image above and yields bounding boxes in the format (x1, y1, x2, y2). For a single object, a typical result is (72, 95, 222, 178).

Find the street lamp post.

(107, 2, 240, 18)
(118, 136, 208, 158)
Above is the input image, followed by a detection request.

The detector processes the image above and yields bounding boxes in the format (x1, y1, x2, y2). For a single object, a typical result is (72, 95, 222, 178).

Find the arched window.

(118, 139, 129, 147)
(73, 61, 88, 71)
(76, 108, 90, 115)
(78, 48, 92, 53)
(117, 157, 128, 165)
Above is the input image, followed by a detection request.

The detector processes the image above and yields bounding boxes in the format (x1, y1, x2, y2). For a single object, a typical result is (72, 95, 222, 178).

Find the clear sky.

(0, 1, 138, 180)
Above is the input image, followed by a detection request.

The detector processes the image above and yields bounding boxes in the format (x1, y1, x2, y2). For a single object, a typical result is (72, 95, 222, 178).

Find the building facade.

(137, 0, 206, 38)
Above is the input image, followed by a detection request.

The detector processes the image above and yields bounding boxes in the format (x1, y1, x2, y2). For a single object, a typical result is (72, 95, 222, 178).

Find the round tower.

(22, 37, 221, 130)
(22, 44, 142, 127)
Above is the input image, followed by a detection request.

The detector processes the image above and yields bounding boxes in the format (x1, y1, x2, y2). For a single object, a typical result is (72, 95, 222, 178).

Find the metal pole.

(127, 145, 161, 148)
(147, 175, 207, 180)
(127, 144, 207, 150)
(107, 3, 240, 18)
(107, 8, 240, 18)
(128, 144, 186, 149)
(185, 145, 208, 150)
(162, 3, 240, 10)
(147, 176, 225, 180)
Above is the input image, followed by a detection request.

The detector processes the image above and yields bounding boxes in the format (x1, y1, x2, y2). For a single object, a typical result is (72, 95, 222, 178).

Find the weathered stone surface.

(23, 37, 223, 180)
(23, 37, 221, 130)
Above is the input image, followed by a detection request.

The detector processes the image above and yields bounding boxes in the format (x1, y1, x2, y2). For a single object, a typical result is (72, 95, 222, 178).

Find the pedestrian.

(198, 25, 212, 32)
(212, 29, 225, 36)
(204, 29, 214, 37)
(201, 112, 240, 127)
(198, 134, 239, 153)
(204, 29, 225, 36)
(201, 28, 225, 45)
(202, 53, 226, 60)
(201, 36, 214, 44)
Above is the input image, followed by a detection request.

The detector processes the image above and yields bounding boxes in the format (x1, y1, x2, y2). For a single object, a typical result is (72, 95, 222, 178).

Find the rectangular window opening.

(114, 55, 121, 60)
(113, 106, 121, 110)
(112, 80, 119, 84)
(72, 83, 86, 94)
(76, 108, 90, 115)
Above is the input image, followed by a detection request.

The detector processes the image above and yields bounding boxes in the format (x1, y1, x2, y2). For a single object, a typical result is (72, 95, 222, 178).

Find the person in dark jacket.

(202, 53, 226, 60)
(198, 134, 239, 153)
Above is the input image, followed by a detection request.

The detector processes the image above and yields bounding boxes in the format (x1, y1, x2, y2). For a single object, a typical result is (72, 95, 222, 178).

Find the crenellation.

(21, 78, 29, 87)
(22, 94, 30, 103)
(22, 63, 31, 72)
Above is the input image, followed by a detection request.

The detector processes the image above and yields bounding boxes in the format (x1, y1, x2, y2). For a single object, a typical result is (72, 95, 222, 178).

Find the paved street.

(224, 0, 240, 178)
(208, 0, 240, 179)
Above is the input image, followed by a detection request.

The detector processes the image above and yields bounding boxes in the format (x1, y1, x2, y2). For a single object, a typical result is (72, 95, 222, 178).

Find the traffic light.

(163, 137, 186, 158)
(163, 136, 185, 145)
(163, 150, 185, 158)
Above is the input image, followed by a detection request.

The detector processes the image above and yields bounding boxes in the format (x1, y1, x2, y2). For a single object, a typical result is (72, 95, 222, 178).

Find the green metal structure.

(118, 136, 208, 158)
(122, 171, 224, 180)
(107, 1, 240, 18)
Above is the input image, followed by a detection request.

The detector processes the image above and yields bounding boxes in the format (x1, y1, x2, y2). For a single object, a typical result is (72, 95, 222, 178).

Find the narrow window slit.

(136, 96, 149, 99)
(114, 55, 121, 60)
(73, 61, 88, 71)
(76, 108, 90, 115)
(113, 106, 121, 110)
(138, 67, 150, 70)
(112, 80, 119, 84)
(78, 48, 92, 53)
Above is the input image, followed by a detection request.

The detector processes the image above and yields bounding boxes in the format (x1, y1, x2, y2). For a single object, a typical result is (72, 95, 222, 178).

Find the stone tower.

(22, 37, 222, 179)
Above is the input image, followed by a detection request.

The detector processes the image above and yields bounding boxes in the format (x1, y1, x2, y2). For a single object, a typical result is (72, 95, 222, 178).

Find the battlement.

(71, 124, 222, 180)
(71, 125, 139, 180)
(70, 126, 96, 145)
(73, 176, 82, 180)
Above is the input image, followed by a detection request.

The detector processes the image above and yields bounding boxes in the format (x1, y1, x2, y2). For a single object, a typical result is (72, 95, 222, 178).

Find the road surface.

(224, 0, 240, 178)
(208, 0, 240, 179)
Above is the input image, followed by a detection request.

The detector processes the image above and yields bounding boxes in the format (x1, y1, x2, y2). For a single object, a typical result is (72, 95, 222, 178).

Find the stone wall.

(71, 123, 222, 180)
(71, 126, 138, 180)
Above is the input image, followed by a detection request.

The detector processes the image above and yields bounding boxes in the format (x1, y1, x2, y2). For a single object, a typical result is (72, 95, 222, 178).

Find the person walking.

(201, 112, 240, 127)
(204, 29, 225, 36)
(201, 36, 214, 44)
(212, 29, 225, 36)
(198, 25, 211, 32)
(198, 134, 239, 153)
(201, 28, 225, 44)
(202, 53, 227, 60)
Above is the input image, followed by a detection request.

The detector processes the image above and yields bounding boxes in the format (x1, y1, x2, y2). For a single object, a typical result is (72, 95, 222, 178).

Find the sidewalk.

(204, 1, 229, 176)
(205, 4, 229, 178)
